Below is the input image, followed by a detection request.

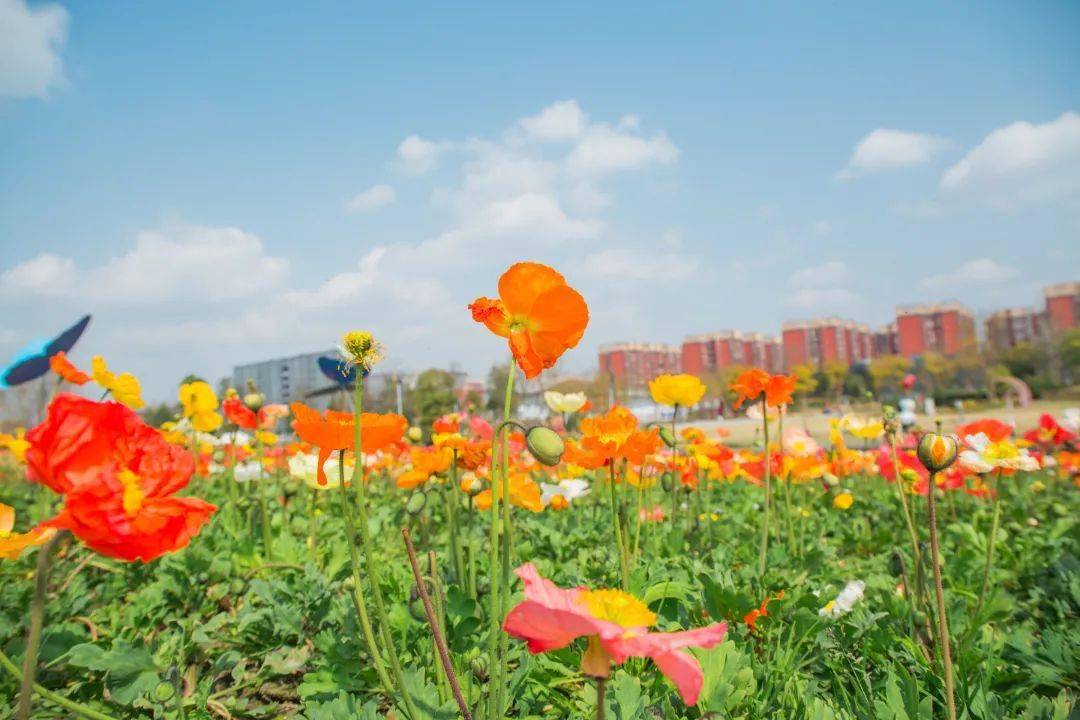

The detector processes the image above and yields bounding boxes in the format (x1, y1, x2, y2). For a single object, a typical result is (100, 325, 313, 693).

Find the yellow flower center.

(578, 588, 656, 628)
(118, 469, 145, 517)
(984, 441, 1019, 461)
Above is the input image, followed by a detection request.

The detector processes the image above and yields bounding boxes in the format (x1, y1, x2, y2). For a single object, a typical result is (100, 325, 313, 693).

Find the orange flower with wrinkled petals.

(290, 402, 407, 486)
(397, 446, 454, 489)
(49, 352, 90, 385)
(731, 369, 795, 409)
(469, 262, 589, 379)
(475, 473, 543, 512)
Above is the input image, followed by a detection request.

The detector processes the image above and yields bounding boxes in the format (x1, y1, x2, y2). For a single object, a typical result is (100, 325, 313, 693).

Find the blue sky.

(1, 0, 1078, 401)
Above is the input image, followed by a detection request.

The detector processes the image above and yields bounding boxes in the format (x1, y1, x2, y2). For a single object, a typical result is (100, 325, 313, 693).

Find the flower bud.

(407, 426, 422, 443)
(658, 426, 676, 448)
(525, 426, 565, 466)
(405, 491, 428, 515)
(916, 432, 958, 473)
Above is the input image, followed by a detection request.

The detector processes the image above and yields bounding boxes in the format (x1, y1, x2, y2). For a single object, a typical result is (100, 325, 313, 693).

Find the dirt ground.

(676, 399, 1077, 446)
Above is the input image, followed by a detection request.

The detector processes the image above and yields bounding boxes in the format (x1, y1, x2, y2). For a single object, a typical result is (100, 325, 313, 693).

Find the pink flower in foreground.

(502, 563, 728, 705)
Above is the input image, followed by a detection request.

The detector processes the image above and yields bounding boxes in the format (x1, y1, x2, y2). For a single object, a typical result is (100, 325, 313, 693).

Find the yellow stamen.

(118, 469, 144, 517)
(578, 588, 656, 628)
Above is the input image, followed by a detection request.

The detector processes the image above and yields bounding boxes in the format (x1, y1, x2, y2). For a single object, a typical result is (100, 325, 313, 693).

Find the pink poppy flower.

(502, 563, 728, 705)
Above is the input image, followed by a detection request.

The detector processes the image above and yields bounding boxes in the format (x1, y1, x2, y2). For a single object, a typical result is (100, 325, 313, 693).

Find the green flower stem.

(887, 432, 925, 609)
(0, 646, 116, 720)
(670, 404, 680, 528)
(926, 471, 957, 720)
(351, 377, 419, 720)
(608, 462, 631, 590)
(335, 451, 395, 699)
(309, 487, 320, 564)
(595, 676, 607, 720)
(254, 433, 273, 561)
(16, 532, 62, 720)
(447, 451, 466, 589)
(972, 469, 1003, 621)
(757, 395, 772, 578)
(494, 362, 517, 720)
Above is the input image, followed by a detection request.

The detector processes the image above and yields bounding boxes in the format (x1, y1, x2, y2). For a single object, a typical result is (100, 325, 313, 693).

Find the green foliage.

(414, 368, 458, 438)
(0, 453, 1077, 718)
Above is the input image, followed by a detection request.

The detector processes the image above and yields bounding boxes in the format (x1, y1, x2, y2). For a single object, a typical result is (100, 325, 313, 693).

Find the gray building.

(232, 349, 337, 407)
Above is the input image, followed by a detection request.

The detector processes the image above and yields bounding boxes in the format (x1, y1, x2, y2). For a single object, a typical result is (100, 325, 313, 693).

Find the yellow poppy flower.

(91, 355, 146, 409)
(648, 374, 707, 408)
(833, 492, 853, 510)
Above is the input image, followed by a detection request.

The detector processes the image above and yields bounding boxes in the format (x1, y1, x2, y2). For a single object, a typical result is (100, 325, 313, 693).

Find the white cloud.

(584, 247, 695, 282)
(1, 224, 289, 305)
(940, 112, 1080, 207)
(1, 252, 75, 294)
(347, 183, 395, 212)
(836, 128, 949, 180)
(396, 135, 450, 174)
(790, 260, 848, 288)
(922, 258, 1018, 289)
(520, 100, 587, 142)
(0, 0, 67, 100)
(566, 123, 678, 176)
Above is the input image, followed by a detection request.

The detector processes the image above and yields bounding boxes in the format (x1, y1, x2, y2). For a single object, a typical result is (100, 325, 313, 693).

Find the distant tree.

(1000, 342, 1048, 383)
(142, 402, 177, 428)
(415, 369, 458, 438)
(180, 374, 207, 386)
(586, 371, 615, 411)
(869, 355, 910, 395)
(486, 364, 521, 416)
(920, 352, 955, 395)
(791, 364, 818, 402)
(821, 361, 849, 400)
(1058, 329, 1080, 382)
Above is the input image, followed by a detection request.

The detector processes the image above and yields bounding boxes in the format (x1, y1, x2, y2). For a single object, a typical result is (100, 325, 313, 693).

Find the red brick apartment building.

(781, 318, 875, 371)
(598, 343, 681, 389)
(984, 308, 1046, 352)
(681, 332, 782, 375)
(895, 302, 976, 357)
(1045, 282, 1080, 333)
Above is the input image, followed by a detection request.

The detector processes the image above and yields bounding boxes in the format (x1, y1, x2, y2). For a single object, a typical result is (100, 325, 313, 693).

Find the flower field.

(1, 262, 1078, 720)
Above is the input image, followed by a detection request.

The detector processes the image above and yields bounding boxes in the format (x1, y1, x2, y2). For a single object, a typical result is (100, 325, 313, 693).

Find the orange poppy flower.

(49, 351, 90, 385)
(397, 446, 454, 489)
(475, 473, 543, 512)
(469, 262, 589, 379)
(578, 406, 660, 464)
(731, 369, 796, 409)
(743, 591, 785, 632)
(290, 403, 407, 486)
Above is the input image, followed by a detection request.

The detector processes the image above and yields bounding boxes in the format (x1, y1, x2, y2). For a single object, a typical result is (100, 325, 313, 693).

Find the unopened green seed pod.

(660, 471, 675, 492)
(658, 426, 676, 448)
(526, 426, 565, 466)
(916, 432, 958, 473)
(406, 491, 427, 515)
(153, 681, 175, 702)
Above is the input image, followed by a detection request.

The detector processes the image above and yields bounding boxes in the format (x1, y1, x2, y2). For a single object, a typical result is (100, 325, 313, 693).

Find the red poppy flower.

(26, 394, 152, 494)
(27, 395, 216, 562)
(48, 352, 90, 385)
(469, 263, 589, 379)
(223, 397, 290, 430)
(1023, 414, 1075, 447)
(956, 418, 1012, 443)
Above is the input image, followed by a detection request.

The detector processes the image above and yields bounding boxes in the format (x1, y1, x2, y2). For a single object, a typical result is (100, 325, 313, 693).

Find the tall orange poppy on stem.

(469, 262, 588, 379)
(290, 402, 407, 486)
(731, 369, 796, 409)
